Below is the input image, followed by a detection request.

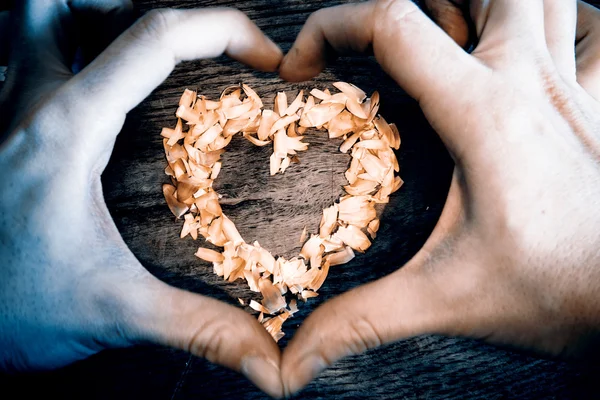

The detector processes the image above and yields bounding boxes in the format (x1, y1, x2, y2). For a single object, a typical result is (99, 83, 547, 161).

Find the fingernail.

(285, 354, 328, 396)
(241, 356, 283, 398)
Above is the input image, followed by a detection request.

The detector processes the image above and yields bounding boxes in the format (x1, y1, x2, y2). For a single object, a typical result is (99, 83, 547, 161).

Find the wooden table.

(3, 0, 600, 398)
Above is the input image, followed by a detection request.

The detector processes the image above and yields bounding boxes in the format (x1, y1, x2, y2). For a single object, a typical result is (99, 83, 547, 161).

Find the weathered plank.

(2, 0, 600, 399)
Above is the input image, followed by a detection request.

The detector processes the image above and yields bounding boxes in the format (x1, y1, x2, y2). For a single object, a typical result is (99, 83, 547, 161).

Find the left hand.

(0, 1, 284, 396)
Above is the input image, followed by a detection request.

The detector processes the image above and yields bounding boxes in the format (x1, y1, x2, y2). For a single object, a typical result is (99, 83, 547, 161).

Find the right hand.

(278, 0, 600, 396)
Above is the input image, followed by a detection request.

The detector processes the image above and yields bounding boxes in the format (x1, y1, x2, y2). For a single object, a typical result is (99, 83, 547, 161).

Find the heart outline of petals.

(160, 82, 403, 341)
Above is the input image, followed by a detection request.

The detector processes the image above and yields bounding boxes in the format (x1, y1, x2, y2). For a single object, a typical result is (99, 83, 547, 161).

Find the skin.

(0, 1, 284, 397)
(2, 0, 600, 399)
(278, 0, 600, 396)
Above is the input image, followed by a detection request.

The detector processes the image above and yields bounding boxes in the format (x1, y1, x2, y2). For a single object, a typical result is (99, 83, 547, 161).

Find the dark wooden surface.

(3, 0, 600, 398)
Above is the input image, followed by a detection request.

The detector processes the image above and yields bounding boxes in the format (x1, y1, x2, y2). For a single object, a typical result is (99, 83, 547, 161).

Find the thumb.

(119, 277, 283, 398)
(280, 247, 477, 396)
(280, 172, 480, 395)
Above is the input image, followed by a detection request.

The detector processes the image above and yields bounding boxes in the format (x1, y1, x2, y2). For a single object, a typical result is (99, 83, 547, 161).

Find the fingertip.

(279, 300, 347, 396)
(241, 356, 284, 398)
(282, 352, 328, 397)
(278, 47, 325, 82)
(255, 37, 284, 73)
(128, 282, 284, 396)
(223, 11, 283, 73)
(278, 267, 462, 395)
(235, 312, 284, 397)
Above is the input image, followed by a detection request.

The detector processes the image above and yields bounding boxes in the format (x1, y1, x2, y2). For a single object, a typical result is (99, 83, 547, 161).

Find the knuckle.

(188, 322, 227, 362)
(302, 6, 332, 34)
(88, 282, 129, 335)
(373, 0, 421, 28)
(131, 8, 179, 42)
(215, 7, 248, 23)
(578, 45, 600, 75)
(180, 299, 250, 365)
(347, 316, 384, 353)
(85, 270, 151, 346)
(371, 0, 422, 58)
(315, 313, 384, 363)
(306, 7, 328, 24)
(211, 8, 253, 35)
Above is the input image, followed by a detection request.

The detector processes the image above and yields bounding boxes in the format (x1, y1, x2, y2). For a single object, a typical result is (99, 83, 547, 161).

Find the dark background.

(3, 0, 600, 398)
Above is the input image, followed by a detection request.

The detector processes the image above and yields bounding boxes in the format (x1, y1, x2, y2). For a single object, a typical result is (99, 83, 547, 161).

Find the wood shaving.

(160, 83, 402, 341)
(299, 226, 308, 244)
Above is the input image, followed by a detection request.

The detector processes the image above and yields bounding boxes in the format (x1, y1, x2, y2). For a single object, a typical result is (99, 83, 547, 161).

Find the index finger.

(71, 7, 282, 116)
(59, 7, 282, 169)
(279, 0, 482, 106)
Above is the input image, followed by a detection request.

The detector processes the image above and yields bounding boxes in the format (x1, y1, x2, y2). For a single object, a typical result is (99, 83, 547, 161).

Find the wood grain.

(2, 0, 600, 399)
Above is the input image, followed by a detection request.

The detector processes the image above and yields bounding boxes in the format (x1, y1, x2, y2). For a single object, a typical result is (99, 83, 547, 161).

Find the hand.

(279, 0, 600, 395)
(0, 1, 284, 396)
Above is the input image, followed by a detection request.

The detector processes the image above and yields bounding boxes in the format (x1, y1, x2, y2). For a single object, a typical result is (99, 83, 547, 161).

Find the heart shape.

(160, 82, 402, 340)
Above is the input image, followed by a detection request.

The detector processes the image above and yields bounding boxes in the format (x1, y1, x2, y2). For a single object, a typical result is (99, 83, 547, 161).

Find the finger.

(543, 0, 577, 79)
(69, 0, 134, 69)
(470, 0, 548, 68)
(278, 0, 486, 161)
(86, 178, 280, 396)
(281, 249, 478, 396)
(424, 0, 471, 48)
(280, 174, 479, 395)
(65, 8, 282, 168)
(278, 0, 482, 117)
(576, 1, 600, 100)
(120, 277, 283, 398)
